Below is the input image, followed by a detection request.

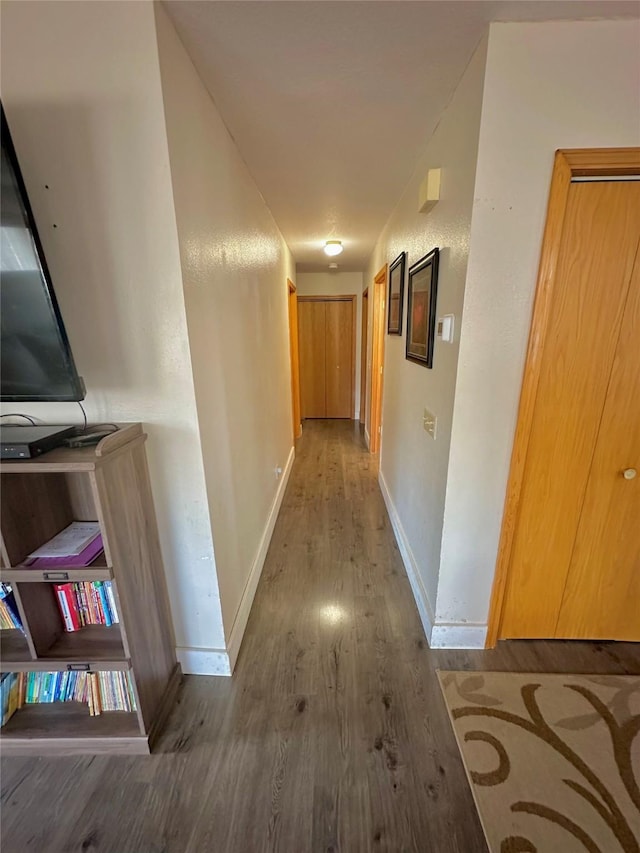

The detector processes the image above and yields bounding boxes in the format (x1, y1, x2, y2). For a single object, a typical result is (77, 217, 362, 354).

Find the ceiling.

(164, 1, 639, 272)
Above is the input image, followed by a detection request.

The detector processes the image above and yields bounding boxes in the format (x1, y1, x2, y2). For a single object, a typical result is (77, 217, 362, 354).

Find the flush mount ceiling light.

(324, 240, 343, 257)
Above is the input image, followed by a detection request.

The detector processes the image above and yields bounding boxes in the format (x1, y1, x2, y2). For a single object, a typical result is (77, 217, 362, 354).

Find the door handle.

(622, 468, 637, 480)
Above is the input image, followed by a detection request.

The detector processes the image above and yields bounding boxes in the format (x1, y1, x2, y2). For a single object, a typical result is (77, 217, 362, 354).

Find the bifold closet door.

(325, 299, 353, 418)
(555, 236, 640, 639)
(298, 300, 326, 418)
(500, 180, 640, 640)
(299, 298, 354, 419)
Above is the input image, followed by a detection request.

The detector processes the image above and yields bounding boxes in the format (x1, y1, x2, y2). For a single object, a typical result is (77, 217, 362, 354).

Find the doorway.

(488, 149, 640, 645)
(368, 266, 387, 454)
(287, 279, 302, 440)
(298, 295, 356, 419)
(360, 288, 368, 423)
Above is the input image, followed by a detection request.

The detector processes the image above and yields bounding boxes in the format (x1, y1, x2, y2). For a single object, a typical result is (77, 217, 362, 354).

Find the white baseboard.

(430, 623, 488, 649)
(176, 646, 231, 676)
(378, 469, 487, 650)
(226, 444, 295, 672)
(378, 469, 435, 643)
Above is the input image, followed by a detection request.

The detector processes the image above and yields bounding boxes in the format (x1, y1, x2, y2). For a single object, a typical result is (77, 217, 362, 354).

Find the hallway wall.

(296, 272, 364, 419)
(365, 37, 489, 636)
(368, 18, 640, 648)
(155, 5, 296, 671)
(437, 19, 640, 638)
(0, 0, 226, 663)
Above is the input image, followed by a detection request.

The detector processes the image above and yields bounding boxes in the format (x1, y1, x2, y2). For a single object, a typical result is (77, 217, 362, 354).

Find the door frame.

(486, 147, 640, 648)
(369, 266, 387, 454)
(297, 294, 357, 419)
(287, 279, 302, 440)
(360, 288, 369, 422)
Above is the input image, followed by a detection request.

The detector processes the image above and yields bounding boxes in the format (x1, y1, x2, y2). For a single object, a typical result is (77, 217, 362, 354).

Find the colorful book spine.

(54, 584, 81, 632)
(7, 670, 138, 721)
(52, 581, 120, 632)
(104, 582, 119, 623)
(1, 673, 20, 726)
(0, 583, 23, 631)
(96, 583, 112, 627)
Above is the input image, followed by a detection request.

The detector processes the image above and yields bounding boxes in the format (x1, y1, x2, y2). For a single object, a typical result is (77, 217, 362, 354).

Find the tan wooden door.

(556, 242, 640, 638)
(325, 299, 353, 418)
(298, 300, 326, 419)
(500, 180, 640, 640)
(298, 297, 354, 419)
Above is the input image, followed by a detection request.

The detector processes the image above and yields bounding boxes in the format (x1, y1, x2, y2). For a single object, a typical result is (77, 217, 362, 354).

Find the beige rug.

(438, 671, 640, 853)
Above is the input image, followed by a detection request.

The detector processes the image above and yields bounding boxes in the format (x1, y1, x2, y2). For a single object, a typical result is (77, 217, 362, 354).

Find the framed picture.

(387, 251, 406, 335)
(406, 248, 440, 368)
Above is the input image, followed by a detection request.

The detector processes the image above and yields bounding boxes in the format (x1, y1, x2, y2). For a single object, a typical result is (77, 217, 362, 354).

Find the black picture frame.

(406, 248, 440, 368)
(387, 251, 406, 335)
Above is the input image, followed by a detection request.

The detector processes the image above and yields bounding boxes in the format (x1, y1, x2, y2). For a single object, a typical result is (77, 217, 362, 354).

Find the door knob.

(623, 468, 637, 480)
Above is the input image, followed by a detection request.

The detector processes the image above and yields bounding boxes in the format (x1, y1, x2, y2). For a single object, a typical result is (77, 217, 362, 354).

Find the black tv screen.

(1, 106, 85, 402)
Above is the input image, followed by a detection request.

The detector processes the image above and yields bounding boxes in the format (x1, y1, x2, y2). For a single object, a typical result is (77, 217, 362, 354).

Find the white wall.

(296, 272, 364, 418)
(155, 5, 296, 670)
(0, 1, 226, 662)
(365, 38, 489, 632)
(437, 19, 640, 639)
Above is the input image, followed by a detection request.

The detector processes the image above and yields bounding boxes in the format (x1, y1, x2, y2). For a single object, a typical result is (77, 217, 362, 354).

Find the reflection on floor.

(2, 420, 637, 852)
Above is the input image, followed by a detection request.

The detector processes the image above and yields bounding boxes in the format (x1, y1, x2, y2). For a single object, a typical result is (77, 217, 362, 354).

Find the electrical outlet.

(274, 466, 283, 479)
(423, 408, 437, 439)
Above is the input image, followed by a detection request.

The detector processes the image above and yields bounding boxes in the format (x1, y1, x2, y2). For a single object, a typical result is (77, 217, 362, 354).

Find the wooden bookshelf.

(0, 423, 181, 755)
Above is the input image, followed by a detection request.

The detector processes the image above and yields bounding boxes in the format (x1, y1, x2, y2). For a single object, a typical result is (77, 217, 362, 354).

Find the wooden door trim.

(369, 266, 387, 454)
(287, 279, 302, 440)
(298, 294, 357, 419)
(298, 295, 356, 302)
(360, 288, 369, 422)
(486, 148, 640, 648)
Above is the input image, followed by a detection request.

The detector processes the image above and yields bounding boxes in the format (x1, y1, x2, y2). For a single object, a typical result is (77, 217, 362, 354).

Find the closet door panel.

(325, 300, 353, 418)
(298, 300, 326, 418)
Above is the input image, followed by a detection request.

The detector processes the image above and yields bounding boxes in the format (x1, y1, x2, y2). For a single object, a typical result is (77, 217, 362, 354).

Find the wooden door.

(287, 280, 302, 440)
(360, 289, 368, 422)
(555, 245, 640, 638)
(369, 266, 387, 453)
(325, 299, 353, 418)
(298, 300, 326, 419)
(298, 297, 355, 419)
(499, 178, 640, 640)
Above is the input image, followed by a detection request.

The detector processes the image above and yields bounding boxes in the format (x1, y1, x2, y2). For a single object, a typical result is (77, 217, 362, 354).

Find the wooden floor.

(2, 420, 638, 852)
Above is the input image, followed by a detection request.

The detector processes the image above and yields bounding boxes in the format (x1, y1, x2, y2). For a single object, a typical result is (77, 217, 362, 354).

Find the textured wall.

(437, 19, 640, 633)
(0, 0, 225, 658)
(365, 37, 488, 624)
(155, 4, 296, 661)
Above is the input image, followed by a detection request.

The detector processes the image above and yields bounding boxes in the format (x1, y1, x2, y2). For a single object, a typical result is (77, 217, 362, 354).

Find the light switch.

(423, 408, 437, 439)
(437, 314, 454, 342)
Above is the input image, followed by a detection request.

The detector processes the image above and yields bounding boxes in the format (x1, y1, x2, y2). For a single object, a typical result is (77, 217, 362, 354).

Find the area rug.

(438, 671, 640, 853)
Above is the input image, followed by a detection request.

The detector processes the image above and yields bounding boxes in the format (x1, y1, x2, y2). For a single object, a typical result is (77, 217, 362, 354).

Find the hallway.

(2, 421, 638, 853)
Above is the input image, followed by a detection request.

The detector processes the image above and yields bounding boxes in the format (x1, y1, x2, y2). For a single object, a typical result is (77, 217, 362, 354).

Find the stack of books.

(22, 522, 120, 634)
(0, 583, 23, 631)
(1, 673, 21, 726)
(53, 581, 119, 632)
(25, 521, 104, 569)
(0, 670, 137, 724)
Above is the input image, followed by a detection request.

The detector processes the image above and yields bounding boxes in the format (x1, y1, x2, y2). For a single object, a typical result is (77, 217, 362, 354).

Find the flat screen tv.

(1, 105, 85, 402)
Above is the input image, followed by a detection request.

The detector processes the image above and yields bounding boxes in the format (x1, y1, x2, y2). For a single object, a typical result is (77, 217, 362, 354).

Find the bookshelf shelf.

(0, 424, 181, 755)
(37, 623, 126, 662)
(1, 628, 31, 663)
(1, 703, 145, 755)
(2, 551, 113, 583)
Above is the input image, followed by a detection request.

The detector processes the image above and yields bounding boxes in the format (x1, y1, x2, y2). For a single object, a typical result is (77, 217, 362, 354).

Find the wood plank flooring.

(2, 420, 638, 852)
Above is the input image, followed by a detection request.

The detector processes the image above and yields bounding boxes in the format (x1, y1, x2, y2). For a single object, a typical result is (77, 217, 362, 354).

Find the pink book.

(24, 534, 104, 568)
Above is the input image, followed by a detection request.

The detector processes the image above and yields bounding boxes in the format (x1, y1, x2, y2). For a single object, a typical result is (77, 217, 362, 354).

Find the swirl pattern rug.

(438, 672, 640, 853)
